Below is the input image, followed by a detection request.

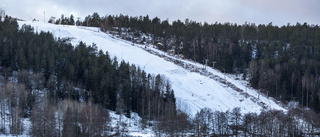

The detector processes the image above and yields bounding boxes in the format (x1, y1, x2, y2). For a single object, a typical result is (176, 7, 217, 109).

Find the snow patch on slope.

(18, 21, 286, 116)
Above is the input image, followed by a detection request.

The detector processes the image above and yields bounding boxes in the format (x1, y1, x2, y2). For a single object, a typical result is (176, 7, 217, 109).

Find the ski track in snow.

(18, 21, 286, 117)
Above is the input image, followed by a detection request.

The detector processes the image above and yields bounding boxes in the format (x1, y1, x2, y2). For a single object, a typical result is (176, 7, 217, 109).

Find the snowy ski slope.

(18, 21, 286, 116)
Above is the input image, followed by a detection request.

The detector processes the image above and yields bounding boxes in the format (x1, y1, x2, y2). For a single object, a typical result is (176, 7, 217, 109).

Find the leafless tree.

(28, 72, 44, 90)
(243, 112, 257, 136)
(10, 106, 23, 135)
(62, 106, 76, 137)
(4, 82, 26, 135)
(30, 97, 58, 137)
(213, 110, 229, 136)
(155, 110, 192, 136)
(230, 107, 242, 137)
(193, 108, 214, 136)
(79, 101, 110, 137)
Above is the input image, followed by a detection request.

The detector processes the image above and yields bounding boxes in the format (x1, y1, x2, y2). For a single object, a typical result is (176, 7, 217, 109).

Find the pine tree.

(69, 14, 75, 25)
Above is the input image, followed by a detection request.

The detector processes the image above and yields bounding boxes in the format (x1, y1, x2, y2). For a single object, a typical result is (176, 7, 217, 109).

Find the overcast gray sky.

(2, 0, 320, 26)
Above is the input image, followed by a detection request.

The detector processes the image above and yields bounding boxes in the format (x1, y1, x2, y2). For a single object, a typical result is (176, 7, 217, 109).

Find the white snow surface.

(18, 21, 286, 116)
(109, 111, 155, 137)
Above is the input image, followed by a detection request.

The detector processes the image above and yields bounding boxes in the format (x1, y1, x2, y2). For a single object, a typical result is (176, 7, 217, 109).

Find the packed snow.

(18, 21, 286, 117)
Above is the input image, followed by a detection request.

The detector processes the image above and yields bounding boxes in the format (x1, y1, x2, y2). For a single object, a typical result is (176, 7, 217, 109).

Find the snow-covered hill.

(18, 21, 286, 116)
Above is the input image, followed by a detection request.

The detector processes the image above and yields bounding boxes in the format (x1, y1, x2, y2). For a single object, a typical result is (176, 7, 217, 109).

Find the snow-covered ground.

(17, 21, 286, 117)
(109, 111, 155, 137)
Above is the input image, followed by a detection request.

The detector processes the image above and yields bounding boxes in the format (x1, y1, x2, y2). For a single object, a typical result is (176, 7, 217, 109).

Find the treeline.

(57, 13, 320, 112)
(156, 107, 320, 136)
(0, 15, 176, 134)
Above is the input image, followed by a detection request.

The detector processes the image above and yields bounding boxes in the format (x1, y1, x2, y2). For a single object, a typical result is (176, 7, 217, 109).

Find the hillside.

(18, 20, 285, 116)
(1, 16, 319, 136)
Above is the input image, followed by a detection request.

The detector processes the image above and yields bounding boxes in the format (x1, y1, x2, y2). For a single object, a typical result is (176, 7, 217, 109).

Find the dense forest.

(56, 12, 320, 112)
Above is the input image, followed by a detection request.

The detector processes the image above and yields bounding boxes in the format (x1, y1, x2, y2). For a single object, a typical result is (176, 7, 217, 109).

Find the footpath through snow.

(18, 21, 286, 116)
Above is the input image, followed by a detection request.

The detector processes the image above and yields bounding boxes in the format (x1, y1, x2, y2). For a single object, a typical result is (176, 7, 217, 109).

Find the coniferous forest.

(62, 12, 320, 112)
(1, 13, 320, 136)
(0, 16, 177, 136)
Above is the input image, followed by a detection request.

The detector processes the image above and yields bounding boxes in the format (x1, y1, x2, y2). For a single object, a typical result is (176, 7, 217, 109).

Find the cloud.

(2, 0, 320, 26)
(230, 0, 320, 25)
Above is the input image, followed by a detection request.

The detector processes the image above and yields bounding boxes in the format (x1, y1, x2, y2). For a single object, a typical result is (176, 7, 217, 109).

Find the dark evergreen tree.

(69, 14, 75, 25)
